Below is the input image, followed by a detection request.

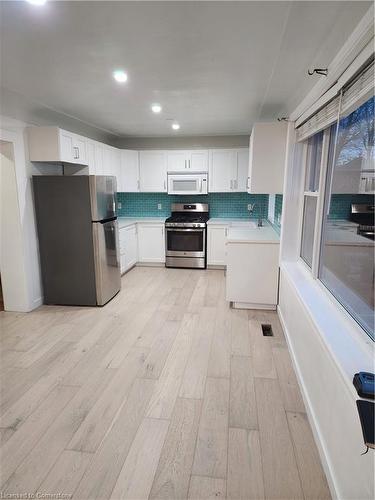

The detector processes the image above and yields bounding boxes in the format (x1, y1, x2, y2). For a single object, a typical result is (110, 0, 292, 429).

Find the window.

(298, 62, 374, 341)
(319, 96, 374, 339)
(300, 132, 323, 267)
(301, 196, 317, 267)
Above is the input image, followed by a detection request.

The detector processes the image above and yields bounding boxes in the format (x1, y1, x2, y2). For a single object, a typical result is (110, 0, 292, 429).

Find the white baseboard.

(233, 301, 276, 310)
(277, 305, 339, 500)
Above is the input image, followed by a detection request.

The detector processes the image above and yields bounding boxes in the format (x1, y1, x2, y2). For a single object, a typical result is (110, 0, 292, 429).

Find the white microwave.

(167, 173, 208, 195)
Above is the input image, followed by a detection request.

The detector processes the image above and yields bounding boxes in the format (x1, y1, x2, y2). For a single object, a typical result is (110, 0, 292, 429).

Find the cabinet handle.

(189, 159, 191, 169)
(225, 228, 228, 237)
(164, 180, 166, 191)
(73, 147, 79, 160)
(247, 177, 251, 189)
(185, 159, 187, 169)
(137, 180, 140, 191)
(230, 180, 233, 190)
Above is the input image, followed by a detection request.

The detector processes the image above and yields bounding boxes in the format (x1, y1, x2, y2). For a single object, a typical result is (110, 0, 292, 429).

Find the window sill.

(280, 261, 374, 399)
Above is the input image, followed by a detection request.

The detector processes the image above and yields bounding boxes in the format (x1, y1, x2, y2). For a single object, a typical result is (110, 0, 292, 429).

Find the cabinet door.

(86, 141, 96, 175)
(167, 151, 188, 172)
(94, 143, 104, 175)
(103, 146, 119, 179)
(236, 149, 249, 192)
(124, 225, 138, 269)
(208, 226, 228, 266)
(137, 224, 165, 262)
(248, 122, 287, 194)
(209, 150, 237, 192)
(121, 150, 140, 192)
(190, 150, 208, 172)
(139, 152, 167, 192)
(112, 148, 121, 191)
(73, 135, 87, 165)
(59, 130, 74, 163)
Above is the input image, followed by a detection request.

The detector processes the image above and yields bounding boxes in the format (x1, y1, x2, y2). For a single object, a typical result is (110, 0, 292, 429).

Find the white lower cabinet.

(207, 225, 228, 266)
(137, 223, 165, 263)
(226, 241, 279, 309)
(119, 224, 138, 274)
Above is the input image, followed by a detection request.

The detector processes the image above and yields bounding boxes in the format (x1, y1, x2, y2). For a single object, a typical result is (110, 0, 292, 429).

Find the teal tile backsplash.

(328, 194, 374, 219)
(117, 192, 269, 219)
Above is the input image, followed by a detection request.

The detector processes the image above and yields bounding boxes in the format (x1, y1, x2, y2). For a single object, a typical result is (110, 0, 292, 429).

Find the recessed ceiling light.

(172, 123, 180, 130)
(151, 104, 162, 114)
(113, 70, 128, 83)
(26, 0, 47, 5)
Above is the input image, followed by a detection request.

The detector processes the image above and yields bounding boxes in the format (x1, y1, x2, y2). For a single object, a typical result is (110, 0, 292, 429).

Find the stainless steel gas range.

(165, 203, 209, 269)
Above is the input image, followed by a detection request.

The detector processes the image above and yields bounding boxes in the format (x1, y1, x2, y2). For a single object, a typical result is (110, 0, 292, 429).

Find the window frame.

(297, 101, 374, 341)
(298, 128, 332, 276)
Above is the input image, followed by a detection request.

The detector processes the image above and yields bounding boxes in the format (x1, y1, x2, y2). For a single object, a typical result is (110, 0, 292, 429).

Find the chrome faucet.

(248, 203, 256, 216)
(248, 203, 263, 227)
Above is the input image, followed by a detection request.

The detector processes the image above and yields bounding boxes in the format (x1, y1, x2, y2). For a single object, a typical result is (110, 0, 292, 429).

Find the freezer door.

(90, 176, 117, 221)
(93, 219, 121, 305)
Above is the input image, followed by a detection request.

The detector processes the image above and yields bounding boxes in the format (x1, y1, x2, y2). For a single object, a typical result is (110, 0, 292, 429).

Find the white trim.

(290, 5, 374, 123)
(311, 128, 330, 278)
(277, 305, 338, 500)
(281, 261, 374, 382)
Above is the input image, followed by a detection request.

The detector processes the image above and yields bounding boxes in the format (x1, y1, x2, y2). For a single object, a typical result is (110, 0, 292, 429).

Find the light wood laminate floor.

(0, 267, 331, 500)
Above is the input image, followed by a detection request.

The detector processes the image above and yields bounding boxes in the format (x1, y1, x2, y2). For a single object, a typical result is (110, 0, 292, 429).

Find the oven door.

(166, 227, 205, 257)
(167, 174, 207, 195)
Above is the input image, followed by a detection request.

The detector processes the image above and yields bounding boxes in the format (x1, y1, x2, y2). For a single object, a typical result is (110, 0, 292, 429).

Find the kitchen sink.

(231, 221, 258, 228)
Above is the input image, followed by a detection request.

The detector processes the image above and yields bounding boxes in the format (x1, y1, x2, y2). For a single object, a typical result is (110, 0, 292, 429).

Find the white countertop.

(118, 217, 165, 229)
(325, 220, 374, 247)
(226, 225, 280, 244)
(207, 218, 260, 226)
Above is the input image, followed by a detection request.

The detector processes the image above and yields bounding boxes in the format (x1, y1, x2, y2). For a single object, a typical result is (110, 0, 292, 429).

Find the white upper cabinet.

(167, 150, 208, 172)
(248, 122, 288, 194)
(209, 149, 237, 192)
(190, 150, 208, 171)
(209, 148, 248, 192)
(120, 150, 140, 192)
(167, 151, 187, 172)
(94, 142, 104, 175)
(236, 148, 249, 192)
(139, 151, 167, 192)
(28, 127, 88, 165)
(86, 140, 96, 175)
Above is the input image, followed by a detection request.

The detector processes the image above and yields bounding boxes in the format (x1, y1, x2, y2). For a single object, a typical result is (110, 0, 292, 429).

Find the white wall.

(115, 135, 250, 150)
(278, 33, 375, 499)
(0, 141, 30, 310)
(0, 116, 48, 311)
(278, 269, 374, 500)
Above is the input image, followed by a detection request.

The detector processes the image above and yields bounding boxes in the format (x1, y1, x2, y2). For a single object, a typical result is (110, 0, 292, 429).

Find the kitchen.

(0, 2, 374, 500)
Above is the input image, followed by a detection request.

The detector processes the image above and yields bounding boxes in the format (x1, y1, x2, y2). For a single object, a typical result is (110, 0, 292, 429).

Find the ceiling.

(0, 1, 371, 137)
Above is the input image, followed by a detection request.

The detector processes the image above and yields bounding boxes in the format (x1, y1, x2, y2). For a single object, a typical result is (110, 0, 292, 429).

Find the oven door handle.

(166, 228, 205, 232)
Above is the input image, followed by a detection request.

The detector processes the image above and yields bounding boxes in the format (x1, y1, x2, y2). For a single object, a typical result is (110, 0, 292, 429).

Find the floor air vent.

(261, 324, 274, 337)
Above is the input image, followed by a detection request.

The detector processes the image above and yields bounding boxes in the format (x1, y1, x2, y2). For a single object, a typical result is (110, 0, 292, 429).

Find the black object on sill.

(356, 400, 374, 455)
(353, 372, 375, 400)
(261, 324, 273, 337)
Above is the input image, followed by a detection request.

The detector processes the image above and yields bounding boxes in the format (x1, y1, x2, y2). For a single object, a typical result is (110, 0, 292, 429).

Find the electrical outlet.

(157, 203, 162, 210)
(247, 204, 252, 211)
(118, 202, 122, 209)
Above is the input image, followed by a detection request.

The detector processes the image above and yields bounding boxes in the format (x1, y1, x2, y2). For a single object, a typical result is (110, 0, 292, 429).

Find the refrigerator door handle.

(92, 219, 121, 305)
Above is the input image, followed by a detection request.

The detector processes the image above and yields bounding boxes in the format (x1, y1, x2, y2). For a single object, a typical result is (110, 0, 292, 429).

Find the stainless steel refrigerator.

(33, 175, 121, 306)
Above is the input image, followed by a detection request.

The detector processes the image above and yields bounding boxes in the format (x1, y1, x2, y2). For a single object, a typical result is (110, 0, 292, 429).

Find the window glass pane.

(300, 195, 317, 267)
(305, 131, 323, 191)
(320, 96, 374, 340)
